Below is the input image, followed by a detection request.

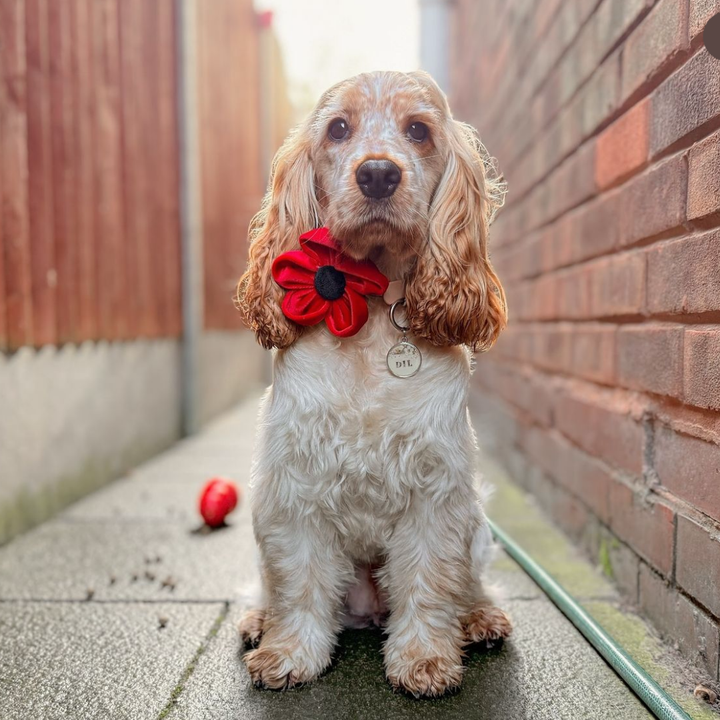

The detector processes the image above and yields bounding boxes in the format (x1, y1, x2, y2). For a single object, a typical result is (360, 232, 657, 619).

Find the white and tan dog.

(237, 70, 511, 697)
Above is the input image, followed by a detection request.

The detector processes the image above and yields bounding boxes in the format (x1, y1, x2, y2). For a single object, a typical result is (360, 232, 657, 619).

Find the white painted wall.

(0, 332, 265, 544)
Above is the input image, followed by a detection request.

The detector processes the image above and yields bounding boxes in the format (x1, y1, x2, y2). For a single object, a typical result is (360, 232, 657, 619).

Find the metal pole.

(419, 0, 453, 92)
(176, 0, 204, 435)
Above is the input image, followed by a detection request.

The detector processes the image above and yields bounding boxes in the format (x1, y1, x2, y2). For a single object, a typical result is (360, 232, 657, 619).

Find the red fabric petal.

(299, 228, 339, 266)
(300, 228, 389, 297)
(325, 288, 369, 337)
(272, 251, 318, 289)
(281, 288, 330, 326)
(341, 262, 389, 296)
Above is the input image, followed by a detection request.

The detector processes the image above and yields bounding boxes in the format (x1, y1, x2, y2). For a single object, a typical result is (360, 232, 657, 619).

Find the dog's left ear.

(405, 118, 507, 351)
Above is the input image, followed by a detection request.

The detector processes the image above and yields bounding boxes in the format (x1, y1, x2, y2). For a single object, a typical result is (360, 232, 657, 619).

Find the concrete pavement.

(0, 392, 712, 719)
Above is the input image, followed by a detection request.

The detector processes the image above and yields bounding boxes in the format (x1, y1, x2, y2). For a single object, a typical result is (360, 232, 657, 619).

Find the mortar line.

(156, 601, 230, 720)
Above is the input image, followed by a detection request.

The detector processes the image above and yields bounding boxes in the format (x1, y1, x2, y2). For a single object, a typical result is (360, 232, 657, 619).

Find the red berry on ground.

(199, 478, 239, 528)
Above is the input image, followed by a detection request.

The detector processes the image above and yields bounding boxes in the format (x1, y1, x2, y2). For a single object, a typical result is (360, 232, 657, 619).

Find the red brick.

(609, 480, 675, 576)
(556, 392, 644, 474)
(618, 154, 687, 247)
(647, 230, 720, 316)
(596, 100, 650, 189)
(572, 324, 617, 385)
(639, 563, 720, 677)
(547, 481, 593, 544)
(582, 51, 621, 138)
(555, 266, 593, 319)
(551, 431, 613, 523)
(684, 328, 720, 410)
(589, 252, 646, 318)
(674, 594, 720, 678)
(480, 361, 556, 427)
(533, 325, 574, 373)
(621, 0, 690, 101)
(688, 128, 720, 221)
(564, 191, 621, 267)
(655, 425, 720, 520)
(691, 0, 720, 39)
(639, 563, 675, 634)
(651, 48, 720, 156)
(603, 532, 640, 602)
(617, 325, 684, 398)
(676, 516, 720, 618)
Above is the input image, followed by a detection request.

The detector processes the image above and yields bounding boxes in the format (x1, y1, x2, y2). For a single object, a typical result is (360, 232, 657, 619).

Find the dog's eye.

(407, 122, 428, 142)
(329, 119, 350, 140)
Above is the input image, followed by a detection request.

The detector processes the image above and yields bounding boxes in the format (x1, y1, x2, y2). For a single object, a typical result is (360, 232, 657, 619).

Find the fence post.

(175, 0, 204, 435)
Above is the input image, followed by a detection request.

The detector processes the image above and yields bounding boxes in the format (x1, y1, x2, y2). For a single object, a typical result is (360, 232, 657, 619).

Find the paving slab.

(0, 601, 224, 720)
(169, 601, 652, 720)
(0, 520, 257, 602)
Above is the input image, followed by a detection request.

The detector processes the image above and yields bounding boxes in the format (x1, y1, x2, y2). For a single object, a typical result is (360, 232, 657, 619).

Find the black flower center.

(314, 265, 346, 301)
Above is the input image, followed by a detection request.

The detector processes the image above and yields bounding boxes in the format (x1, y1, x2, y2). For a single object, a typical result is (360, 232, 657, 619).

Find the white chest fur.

(251, 299, 477, 558)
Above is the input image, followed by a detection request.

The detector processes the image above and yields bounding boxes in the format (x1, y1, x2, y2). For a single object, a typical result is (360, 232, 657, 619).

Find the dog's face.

(238, 70, 507, 352)
(310, 73, 446, 262)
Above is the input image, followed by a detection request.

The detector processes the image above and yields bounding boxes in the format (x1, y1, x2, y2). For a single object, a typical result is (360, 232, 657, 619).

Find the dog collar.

(272, 228, 389, 338)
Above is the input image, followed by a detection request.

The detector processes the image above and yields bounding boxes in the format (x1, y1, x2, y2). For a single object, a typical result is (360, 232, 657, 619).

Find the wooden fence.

(0, 0, 269, 351)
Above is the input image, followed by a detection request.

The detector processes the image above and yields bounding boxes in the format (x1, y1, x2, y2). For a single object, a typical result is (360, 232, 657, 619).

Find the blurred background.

(1, 0, 719, 685)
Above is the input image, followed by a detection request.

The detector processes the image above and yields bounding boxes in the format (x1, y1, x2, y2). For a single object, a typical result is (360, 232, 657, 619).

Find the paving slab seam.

(156, 601, 231, 720)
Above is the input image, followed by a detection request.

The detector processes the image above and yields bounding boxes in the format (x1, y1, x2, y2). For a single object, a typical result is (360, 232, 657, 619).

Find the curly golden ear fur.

(405, 115, 507, 352)
(236, 124, 320, 349)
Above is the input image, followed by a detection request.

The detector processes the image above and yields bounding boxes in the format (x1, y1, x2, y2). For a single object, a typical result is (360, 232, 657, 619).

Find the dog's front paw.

(386, 654, 464, 698)
(462, 604, 513, 644)
(238, 608, 265, 647)
(244, 646, 324, 690)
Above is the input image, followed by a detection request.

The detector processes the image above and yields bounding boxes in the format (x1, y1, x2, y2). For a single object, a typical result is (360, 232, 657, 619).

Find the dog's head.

(238, 70, 506, 351)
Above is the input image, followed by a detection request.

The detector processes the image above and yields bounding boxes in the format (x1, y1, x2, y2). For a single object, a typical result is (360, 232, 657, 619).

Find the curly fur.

(236, 71, 511, 697)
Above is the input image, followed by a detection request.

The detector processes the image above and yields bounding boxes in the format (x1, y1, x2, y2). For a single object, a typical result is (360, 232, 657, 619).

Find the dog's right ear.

(236, 125, 320, 349)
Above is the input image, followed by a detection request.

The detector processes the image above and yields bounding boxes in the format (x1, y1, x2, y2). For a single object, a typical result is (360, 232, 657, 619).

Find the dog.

(236, 70, 512, 697)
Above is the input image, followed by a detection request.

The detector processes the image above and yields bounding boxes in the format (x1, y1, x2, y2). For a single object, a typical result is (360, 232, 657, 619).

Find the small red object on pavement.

(199, 478, 239, 528)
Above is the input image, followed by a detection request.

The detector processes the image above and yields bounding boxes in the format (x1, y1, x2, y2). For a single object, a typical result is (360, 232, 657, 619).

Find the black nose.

(356, 159, 402, 199)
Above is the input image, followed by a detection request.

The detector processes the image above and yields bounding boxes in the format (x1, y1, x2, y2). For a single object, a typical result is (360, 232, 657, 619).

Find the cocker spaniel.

(236, 70, 511, 697)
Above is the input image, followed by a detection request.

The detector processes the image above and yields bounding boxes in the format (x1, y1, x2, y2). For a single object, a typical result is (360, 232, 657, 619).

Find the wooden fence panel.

(92, 0, 127, 340)
(49, 0, 78, 344)
(25, 0, 56, 346)
(1, 0, 33, 349)
(197, 0, 263, 330)
(72, 0, 97, 342)
(157, 0, 182, 337)
(119, 0, 157, 337)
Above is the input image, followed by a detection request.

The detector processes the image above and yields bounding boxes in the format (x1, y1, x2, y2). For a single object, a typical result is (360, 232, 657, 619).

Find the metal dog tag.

(387, 299, 422, 378)
(387, 339, 422, 378)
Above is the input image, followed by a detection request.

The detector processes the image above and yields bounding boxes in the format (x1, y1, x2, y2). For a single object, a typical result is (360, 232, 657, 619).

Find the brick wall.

(452, 0, 720, 680)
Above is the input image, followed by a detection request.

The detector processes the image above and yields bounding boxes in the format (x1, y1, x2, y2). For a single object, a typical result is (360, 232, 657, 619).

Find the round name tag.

(387, 340, 422, 378)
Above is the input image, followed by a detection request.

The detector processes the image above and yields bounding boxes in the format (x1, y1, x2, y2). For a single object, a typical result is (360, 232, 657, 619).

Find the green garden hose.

(488, 520, 692, 720)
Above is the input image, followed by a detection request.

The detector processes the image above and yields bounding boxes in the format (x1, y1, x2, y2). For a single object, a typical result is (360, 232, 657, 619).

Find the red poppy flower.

(272, 227, 389, 338)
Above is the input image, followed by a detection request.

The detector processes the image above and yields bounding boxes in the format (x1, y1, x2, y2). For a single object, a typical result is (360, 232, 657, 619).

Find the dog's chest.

(265, 303, 472, 547)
